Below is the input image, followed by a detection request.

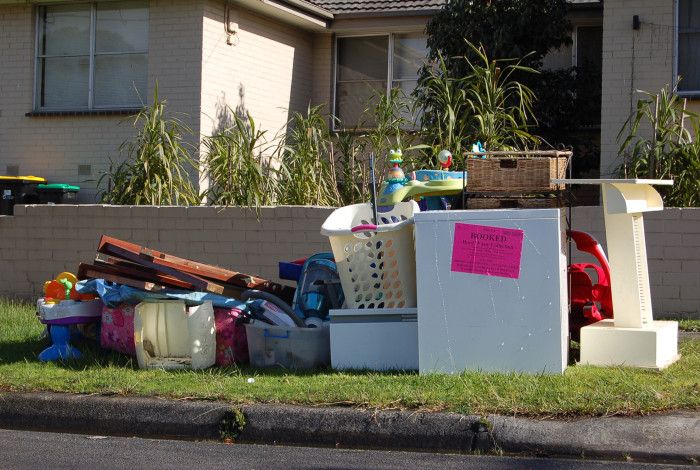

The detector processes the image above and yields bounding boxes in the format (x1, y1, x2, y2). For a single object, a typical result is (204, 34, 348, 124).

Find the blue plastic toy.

(38, 324, 83, 361)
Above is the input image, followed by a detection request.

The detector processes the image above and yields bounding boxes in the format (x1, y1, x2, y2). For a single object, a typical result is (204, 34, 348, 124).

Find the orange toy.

(43, 272, 95, 303)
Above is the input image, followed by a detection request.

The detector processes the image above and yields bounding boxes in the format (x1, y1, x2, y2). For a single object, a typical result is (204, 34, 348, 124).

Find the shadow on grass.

(0, 338, 46, 365)
(0, 335, 417, 378)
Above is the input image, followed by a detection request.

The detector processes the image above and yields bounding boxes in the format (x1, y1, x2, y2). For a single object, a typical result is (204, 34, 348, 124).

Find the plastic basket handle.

(264, 329, 290, 339)
(351, 224, 378, 233)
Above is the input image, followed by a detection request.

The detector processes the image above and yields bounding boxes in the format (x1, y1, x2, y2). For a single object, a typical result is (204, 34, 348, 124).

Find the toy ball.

(437, 149, 453, 169)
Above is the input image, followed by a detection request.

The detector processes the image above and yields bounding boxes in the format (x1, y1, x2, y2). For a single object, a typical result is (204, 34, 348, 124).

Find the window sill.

(26, 108, 142, 117)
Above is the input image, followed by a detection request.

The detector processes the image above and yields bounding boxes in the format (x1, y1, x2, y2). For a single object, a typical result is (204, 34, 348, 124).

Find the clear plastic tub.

(245, 320, 330, 369)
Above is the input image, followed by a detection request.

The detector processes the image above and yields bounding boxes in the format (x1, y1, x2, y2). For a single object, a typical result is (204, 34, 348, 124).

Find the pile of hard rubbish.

(36, 235, 340, 370)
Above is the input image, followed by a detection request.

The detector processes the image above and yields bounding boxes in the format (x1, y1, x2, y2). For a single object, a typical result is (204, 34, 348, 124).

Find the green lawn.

(1, 298, 699, 417)
(679, 319, 700, 332)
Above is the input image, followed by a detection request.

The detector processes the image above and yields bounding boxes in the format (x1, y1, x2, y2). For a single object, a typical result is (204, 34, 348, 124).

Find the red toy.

(568, 230, 613, 340)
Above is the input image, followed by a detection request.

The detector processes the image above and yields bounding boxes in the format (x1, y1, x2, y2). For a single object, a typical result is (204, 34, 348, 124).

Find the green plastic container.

(37, 184, 80, 204)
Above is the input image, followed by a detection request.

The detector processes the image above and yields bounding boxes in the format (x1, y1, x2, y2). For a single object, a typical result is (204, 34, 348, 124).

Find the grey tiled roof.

(308, 0, 599, 15)
(309, 0, 445, 14)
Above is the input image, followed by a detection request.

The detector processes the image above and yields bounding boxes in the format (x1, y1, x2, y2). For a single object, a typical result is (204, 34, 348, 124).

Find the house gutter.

(259, 0, 332, 28)
(276, 0, 333, 20)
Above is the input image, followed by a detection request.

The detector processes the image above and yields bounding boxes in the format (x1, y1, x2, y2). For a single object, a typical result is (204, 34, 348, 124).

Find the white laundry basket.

(321, 201, 419, 309)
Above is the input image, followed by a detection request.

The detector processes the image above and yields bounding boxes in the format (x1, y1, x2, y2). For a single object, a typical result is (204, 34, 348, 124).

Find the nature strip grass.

(1, 298, 698, 417)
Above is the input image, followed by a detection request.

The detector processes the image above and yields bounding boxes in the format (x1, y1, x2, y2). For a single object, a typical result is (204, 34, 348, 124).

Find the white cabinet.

(414, 209, 568, 374)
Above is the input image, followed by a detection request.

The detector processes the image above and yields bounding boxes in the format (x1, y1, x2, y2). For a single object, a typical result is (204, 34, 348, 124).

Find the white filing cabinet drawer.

(330, 308, 417, 371)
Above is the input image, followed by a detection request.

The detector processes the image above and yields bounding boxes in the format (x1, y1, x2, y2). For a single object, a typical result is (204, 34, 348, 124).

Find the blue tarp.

(75, 279, 247, 309)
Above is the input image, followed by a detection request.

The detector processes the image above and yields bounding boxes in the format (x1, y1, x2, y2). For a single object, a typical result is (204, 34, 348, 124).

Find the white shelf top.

(551, 178, 674, 186)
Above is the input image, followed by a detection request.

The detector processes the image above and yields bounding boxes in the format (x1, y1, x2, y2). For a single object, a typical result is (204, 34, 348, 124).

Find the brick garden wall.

(0, 205, 698, 317)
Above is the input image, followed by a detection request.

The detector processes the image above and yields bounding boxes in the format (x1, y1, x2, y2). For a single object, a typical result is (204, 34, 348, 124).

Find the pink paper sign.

(451, 223, 524, 279)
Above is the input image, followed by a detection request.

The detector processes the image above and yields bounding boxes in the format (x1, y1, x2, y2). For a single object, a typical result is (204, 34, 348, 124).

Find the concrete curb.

(0, 392, 698, 463)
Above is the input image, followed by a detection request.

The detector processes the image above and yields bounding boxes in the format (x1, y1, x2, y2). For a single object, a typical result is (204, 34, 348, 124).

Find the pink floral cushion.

(100, 304, 136, 356)
(215, 307, 249, 366)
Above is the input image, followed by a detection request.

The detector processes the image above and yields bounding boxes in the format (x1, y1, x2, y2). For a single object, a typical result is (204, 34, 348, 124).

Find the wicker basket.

(466, 153, 570, 192)
(466, 196, 560, 210)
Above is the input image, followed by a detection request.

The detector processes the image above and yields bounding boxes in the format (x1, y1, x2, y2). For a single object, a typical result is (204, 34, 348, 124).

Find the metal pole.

(369, 152, 379, 225)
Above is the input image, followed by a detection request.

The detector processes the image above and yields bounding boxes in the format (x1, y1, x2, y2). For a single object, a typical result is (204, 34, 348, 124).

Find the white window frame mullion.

(33, 7, 40, 111)
(387, 33, 394, 97)
(88, 2, 96, 109)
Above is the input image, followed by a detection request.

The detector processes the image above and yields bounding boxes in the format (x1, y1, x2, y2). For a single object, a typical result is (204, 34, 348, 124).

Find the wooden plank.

(78, 263, 164, 292)
(98, 241, 250, 298)
(98, 241, 212, 291)
(97, 235, 295, 303)
(94, 253, 195, 290)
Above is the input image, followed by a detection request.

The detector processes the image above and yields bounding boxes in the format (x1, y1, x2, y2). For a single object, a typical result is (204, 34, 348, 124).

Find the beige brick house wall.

(0, 0, 205, 202)
(311, 33, 333, 115)
(199, 2, 315, 149)
(0, 0, 315, 201)
(0, 205, 698, 316)
(600, 0, 677, 177)
(0, 3, 134, 201)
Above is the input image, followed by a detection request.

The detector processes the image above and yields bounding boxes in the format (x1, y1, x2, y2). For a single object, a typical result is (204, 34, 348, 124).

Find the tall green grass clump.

(618, 81, 700, 207)
(416, 41, 540, 160)
(100, 87, 201, 205)
(278, 105, 342, 206)
(203, 111, 279, 208)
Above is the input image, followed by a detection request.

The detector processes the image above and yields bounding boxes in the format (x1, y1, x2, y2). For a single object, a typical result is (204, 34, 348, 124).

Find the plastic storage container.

(0, 176, 45, 215)
(37, 184, 79, 204)
(245, 320, 330, 369)
(321, 201, 419, 309)
(278, 258, 306, 282)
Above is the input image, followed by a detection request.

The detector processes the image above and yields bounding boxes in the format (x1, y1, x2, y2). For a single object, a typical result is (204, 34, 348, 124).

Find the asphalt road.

(0, 429, 692, 470)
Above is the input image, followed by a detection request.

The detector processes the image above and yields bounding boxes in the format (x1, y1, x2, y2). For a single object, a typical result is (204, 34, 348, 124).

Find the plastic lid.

(37, 184, 80, 191)
(0, 175, 47, 182)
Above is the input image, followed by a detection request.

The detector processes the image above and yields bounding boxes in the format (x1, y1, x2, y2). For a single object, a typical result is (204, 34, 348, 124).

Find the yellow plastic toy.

(43, 272, 95, 304)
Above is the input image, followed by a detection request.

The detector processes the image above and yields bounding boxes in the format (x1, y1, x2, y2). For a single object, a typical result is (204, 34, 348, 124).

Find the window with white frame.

(334, 33, 427, 128)
(677, 0, 700, 94)
(35, 1, 148, 111)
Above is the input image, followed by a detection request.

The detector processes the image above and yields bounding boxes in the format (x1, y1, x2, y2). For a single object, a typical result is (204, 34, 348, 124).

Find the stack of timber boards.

(77, 235, 295, 303)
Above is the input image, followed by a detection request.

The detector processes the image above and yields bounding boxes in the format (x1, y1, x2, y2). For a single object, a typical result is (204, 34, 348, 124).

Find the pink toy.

(215, 307, 249, 366)
(100, 304, 136, 356)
